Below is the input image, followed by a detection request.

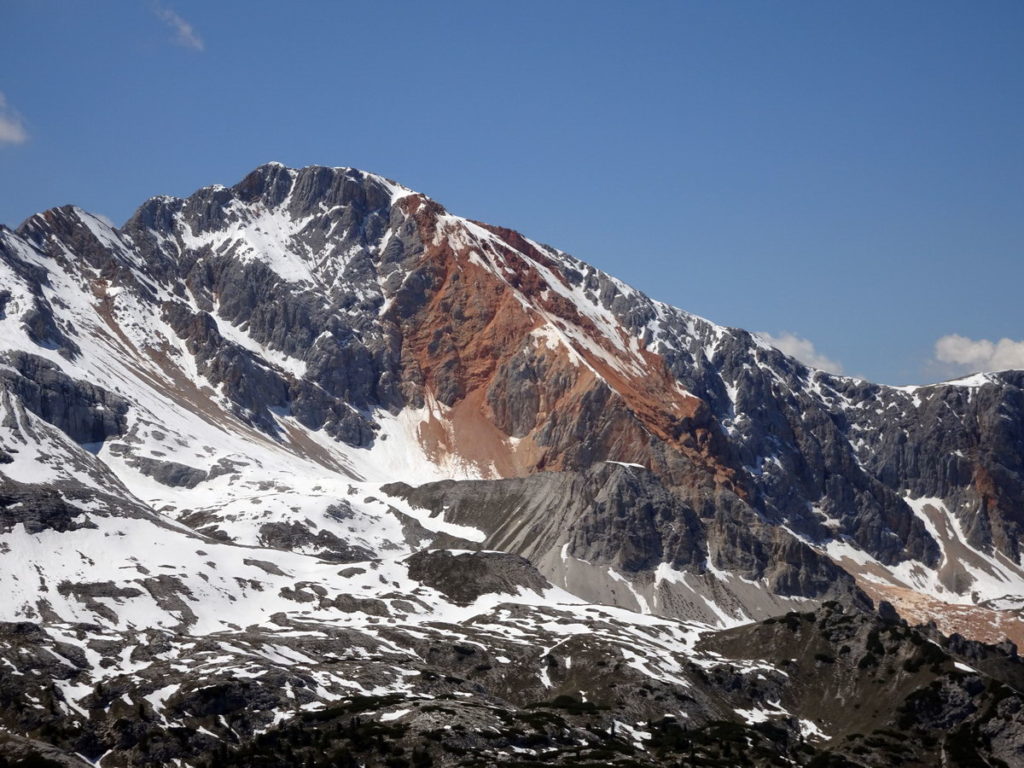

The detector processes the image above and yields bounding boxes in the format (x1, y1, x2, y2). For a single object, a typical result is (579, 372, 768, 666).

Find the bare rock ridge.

(0, 162, 1022, 765)
(382, 463, 864, 622)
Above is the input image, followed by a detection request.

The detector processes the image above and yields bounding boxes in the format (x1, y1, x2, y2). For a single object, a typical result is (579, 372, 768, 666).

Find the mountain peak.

(3, 163, 1024, 766)
(234, 162, 417, 210)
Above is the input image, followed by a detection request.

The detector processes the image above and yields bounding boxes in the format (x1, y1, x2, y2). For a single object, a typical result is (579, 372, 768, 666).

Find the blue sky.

(1, 1, 1021, 385)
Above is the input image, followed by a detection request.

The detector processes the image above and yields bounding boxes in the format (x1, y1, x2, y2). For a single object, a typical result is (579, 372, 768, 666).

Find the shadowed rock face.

(257, 519, 376, 563)
(0, 481, 93, 534)
(697, 602, 1024, 767)
(0, 351, 129, 445)
(404, 550, 549, 605)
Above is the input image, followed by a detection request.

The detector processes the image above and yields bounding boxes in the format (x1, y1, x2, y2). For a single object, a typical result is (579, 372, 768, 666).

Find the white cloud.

(0, 92, 28, 145)
(757, 331, 844, 374)
(153, 4, 204, 51)
(934, 334, 1024, 373)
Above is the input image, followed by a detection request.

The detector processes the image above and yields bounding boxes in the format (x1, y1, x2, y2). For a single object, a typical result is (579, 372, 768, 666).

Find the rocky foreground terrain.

(1, 163, 1023, 765)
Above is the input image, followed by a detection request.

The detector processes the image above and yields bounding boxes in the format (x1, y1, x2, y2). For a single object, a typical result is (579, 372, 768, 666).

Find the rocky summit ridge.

(0, 162, 1023, 766)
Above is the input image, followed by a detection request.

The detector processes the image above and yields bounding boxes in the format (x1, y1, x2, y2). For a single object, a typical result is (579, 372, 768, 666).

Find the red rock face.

(384, 196, 745, 496)
(970, 464, 1023, 559)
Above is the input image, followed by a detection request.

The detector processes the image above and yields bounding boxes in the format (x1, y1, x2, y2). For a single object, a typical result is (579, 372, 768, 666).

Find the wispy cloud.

(757, 331, 844, 374)
(153, 4, 204, 51)
(0, 92, 28, 145)
(933, 334, 1024, 374)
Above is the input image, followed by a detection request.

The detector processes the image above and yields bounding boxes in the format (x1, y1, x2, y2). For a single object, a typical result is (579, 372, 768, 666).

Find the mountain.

(0, 162, 1022, 766)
